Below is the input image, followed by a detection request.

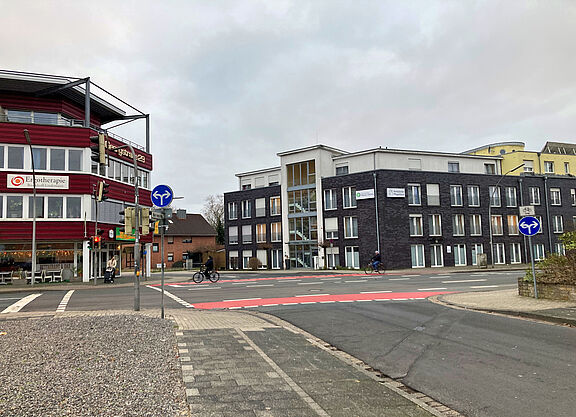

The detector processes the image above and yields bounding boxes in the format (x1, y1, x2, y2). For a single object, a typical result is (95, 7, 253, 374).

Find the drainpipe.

(373, 172, 380, 253)
(543, 176, 553, 251)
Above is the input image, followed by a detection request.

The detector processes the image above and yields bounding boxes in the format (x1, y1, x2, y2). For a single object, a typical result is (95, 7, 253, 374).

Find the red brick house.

(151, 213, 218, 268)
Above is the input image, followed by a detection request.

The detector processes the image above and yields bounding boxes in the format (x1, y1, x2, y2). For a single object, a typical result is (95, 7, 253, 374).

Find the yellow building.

(464, 141, 576, 176)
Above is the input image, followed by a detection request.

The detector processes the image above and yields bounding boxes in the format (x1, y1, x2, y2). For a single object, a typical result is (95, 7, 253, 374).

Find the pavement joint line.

(245, 311, 460, 417)
(1, 293, 43, 314)
(55, 290, 75, 313)
(235, 328, 330, 417)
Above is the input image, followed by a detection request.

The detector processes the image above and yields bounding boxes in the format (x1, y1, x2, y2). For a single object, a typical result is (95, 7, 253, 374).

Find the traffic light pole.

(94, 193, 98, 286)
(114, 143, 141, 311)
(160, 219, 165, 319)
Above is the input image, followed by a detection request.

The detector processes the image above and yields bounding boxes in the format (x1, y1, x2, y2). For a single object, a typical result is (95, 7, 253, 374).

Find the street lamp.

(23, 130, 37, 286)
(488, 163, 525, 267)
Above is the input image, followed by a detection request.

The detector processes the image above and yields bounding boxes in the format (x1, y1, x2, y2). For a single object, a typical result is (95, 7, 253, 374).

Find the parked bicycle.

(192, 266, 220, 283)
(364, 262, 384, 275)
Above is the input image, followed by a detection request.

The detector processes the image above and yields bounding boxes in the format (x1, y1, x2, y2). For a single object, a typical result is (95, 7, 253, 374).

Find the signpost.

(151, 184, 174, 319)
(519, 216, 541, 299)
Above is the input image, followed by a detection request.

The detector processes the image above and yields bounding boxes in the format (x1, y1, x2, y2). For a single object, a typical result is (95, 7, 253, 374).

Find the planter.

(518, 277, 576, 301)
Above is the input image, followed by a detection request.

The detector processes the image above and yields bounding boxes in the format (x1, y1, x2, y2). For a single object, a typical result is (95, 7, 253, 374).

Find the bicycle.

(364, 261, 384, 275)
(192, 266, 220, 283)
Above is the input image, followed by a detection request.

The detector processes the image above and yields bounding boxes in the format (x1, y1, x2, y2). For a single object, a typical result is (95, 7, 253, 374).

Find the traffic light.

(119, 207, 135, 234)
(94, 235, 101, 244)
(87, 237, 94, 250)
(97, 181, 109, 202)
(140, 207, 150, 235)
(90, 133, 106, 165)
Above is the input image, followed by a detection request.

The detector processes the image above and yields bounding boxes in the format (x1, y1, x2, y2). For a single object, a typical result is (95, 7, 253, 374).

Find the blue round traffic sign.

(151, 184, 174, 207)
(518, 216, 541, 236)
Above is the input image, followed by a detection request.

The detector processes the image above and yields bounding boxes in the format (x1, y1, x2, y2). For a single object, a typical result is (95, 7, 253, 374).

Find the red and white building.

(0, 70, 153, 281)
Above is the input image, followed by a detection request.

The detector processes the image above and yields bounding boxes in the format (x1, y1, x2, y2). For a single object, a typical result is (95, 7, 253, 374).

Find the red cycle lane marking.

(191, 291, 452, 310)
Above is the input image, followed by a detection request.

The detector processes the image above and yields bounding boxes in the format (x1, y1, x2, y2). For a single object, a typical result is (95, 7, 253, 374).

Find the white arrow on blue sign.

(518, 216, 541, 236)
(151, 184, 174, 208)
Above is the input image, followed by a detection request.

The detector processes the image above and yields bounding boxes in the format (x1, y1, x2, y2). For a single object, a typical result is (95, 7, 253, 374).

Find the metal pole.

(145, 114, 150, 153)
(85, 78, 90, 128)
(161, 218, 165, 319)
(24, 130, 37, 286)
(529, 235, 538, 299)
(94, 194, 98, 286)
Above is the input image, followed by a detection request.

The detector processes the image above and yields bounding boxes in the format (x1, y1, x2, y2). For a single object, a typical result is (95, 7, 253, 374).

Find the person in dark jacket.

(371, 251, 382, 271)
(204, 256, 214, 277)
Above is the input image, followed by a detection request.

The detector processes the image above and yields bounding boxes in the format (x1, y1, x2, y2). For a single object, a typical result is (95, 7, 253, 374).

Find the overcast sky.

(2, 0, 576, 212)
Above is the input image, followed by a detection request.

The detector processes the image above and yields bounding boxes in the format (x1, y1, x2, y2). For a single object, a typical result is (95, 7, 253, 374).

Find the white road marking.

(338, 300, 355, 303)
(0, 297, 22, 300)
(389, 278, 410, 281)
(361, 290, 392, 294)
(282, 303, 298, 305)
(246, 284, 274, 288)
(344, 280, 367, 283)
(1, 293, 43, 314)
(299, 302, 317, 304)
(320, 278, 341, 281)
(417, 288, 447, 291)
(146, 286, 193, 308)
(296, 294, 330, 297)
(188, 287, 221, 291)
(262, 304, 279, 307)
(401, 275, 420, 277)
(279, 279, 301, 282)
(441, 279, 487, 284)
(319, 301, 335, 303)
(223, 297, 262, 302)
(56, 290, 75, 313)
(297, 282, 320, 285)
(470, 285, 500, 289)
(168, 284, 185, 287)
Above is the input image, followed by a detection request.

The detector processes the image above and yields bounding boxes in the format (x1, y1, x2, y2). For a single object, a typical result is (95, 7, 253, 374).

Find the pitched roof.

(165, 213, 216, 236)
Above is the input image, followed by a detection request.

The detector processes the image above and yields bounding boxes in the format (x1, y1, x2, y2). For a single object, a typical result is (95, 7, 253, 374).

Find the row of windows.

(228, 223, 282, 244)
(229, 249, 284, 269)
(0, 144, 151, 189)
(408, 214, 569, 237)
(0, 145, 83, 171)
(0, 194, 82, 219)
(1, 109, 81, 127)
(406, 184, 575, 207)
(410, 242, 562, 268)
(334, 161, 498, 175)
(228, 197, 281, 220)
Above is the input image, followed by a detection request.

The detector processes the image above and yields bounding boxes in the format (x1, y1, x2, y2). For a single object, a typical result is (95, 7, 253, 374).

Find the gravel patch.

(0, 315, 188, 417)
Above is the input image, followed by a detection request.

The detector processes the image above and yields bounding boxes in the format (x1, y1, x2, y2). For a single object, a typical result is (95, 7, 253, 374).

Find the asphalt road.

(2, 269, 574, 417)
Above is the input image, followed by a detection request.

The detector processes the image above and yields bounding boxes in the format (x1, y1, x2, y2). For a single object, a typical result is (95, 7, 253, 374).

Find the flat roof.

(277, 144, 348, 157)
(333, 146, 502, 161)
(236, 166, 281, 178)
(0, 69, 126, 124)
(462, 142, 525, 154)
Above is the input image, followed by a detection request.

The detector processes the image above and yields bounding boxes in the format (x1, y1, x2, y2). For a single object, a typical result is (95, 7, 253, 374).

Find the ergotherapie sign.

(7, 174, 69, 189)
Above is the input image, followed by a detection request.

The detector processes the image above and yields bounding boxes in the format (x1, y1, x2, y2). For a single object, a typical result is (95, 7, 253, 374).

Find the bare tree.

(202, 194, 225, 244)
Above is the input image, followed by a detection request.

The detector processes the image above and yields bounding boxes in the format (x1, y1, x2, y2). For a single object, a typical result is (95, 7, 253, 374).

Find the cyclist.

(371, 251, 382, 272)
(203, 256, 214, 278)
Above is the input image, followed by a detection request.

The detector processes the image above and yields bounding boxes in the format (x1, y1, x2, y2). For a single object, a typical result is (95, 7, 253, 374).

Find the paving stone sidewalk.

(170, 310, 450, 417)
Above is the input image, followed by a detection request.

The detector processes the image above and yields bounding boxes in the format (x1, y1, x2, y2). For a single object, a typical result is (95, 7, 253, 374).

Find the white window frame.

(533, 244, 545, 261)
(256, 224, 267, 243)
(453, 244, 467, 266)
(507, 215, 519, 235)
(255, 198, 266, 217)
(411, 244, 425, 268)
(491, 215, 503, 235)
(271, 222, 282, 242)
(550, 188, 561, 206)
(494, 243, 506, 264)
(489, 186, 501, 207)
(552, 215, 564, 233)
(242, 225, 252, 243)
(430, 244, 444, 267)
(544, 161, 554, 174)
(409, 214, 423, 237)
(426, 184, 440, 206)
(270, 196, 281, 216)
(510, 243, 522, 264)
(342, 187, 357, 209)
(505, 187, 517, 207)
(529, 187, 540, 205)
(471, 244, 484, 266)
(228, 202, 238, 220)
(324, 189, 337, 210)
(429, 214, 442, 236)
(467, 185, 480, 207)
(470, 214, 482, 236)
(345, 246, 360, 269)
(450, 185, 463, 207)
(344, 216, 358, 238)
(241, 200, 252, 218)
(325, 217, 339, 240)
(407, 184, 421, 206)
(453, 214, 465, 236)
